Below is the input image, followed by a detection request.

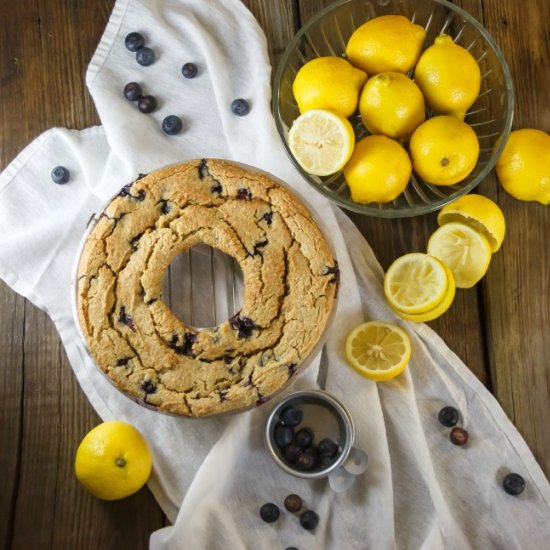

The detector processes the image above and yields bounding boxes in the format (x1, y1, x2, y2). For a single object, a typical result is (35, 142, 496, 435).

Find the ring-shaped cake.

(76, 159, 338, 416)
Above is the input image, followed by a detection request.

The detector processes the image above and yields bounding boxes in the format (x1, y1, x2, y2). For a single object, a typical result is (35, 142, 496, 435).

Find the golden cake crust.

(76, 159, 338, 416)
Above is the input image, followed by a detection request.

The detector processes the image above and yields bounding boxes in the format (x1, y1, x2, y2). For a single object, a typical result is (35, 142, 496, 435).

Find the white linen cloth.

(0, 0, 549, 548)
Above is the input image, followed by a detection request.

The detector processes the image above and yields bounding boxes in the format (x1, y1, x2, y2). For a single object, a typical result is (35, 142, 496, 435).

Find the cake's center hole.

(162, 244, 244, 329)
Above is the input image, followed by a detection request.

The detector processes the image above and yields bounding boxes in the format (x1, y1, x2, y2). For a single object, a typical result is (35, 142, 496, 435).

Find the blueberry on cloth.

(300, 510, 319, 530)
(51, 166, 70, 184)
(136, 46, 156, 66)
(503, 473, 526, 496)
(318, 438, 338, 458)
(231, 98, 250, 116)
(285, 547, 299, 550)
(281, 406, 302, 427)
(259, 502, 280, 523)
(438, 406, 459, 427)
(125, 32, 145, 52)
(449, 426, 469, 446)
(124, 82, 142, 101)
(274, 425, 294, 448)
(284, 494, 302, 513)
(162, 115, 183, 135)
(182, 62, 198, 78)
(138, 95, 157, 113)
(295, 428, 314, 449)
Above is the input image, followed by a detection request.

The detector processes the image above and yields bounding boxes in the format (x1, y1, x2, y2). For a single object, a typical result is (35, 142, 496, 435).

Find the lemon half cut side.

(345, 321, 411, 381)
(288, 109, 355, 176)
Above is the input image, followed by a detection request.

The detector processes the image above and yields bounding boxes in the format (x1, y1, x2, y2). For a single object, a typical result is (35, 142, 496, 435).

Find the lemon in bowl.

(345, 14, 425, 74)
(359, 72, 426, 141)
(273, 0, 514, 218)
(292, 56, 367, 118)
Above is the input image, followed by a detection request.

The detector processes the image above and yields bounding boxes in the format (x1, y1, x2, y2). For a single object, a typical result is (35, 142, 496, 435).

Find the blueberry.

(503, 473, 525, 496)
(285, 548, 299, 550)
(284, 494, 303, 513)
(450, 426, 469, 446)
(295, 428, 314, 449)
(124, 82, 142, 101)
(300, 510, 319, 531)
(281, 406, 302, 427)
(162, 115, 183, 135)
(438, 406, 459, 427)
(138, 95, 157, 113)
(182, 62, 198, 78)
(125, 32, 145, 52)
(318, 438, 338, 458)
(136, 46, 156, 66)
(51, 166, 70, 184)
(231, 98, 250, 116)
(259, 502, 280, 523)
(274, 424, 294, 448)
(283, 442, 301, 463)
(296, 451, 316, 471)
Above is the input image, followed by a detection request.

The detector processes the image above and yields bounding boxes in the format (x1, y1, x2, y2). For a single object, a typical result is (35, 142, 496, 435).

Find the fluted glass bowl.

(273, 0, 514, 218)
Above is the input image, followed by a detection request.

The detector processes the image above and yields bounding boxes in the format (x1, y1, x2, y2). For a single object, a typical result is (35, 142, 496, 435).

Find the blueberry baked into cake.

(76, 159, 338, 416)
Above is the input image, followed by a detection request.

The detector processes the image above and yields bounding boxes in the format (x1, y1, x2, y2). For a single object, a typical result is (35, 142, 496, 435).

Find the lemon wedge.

(345, 321, 411, 381)
(427, 221, 492, 288)
(384, 252, 449, 314)
(288, 109, 355, 176)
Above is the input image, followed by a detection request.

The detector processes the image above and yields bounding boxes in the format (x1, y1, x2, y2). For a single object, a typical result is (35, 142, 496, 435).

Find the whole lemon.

(346, 15, 425, 75)
(414, 35, 481, 119)
(409, 116, 479, 185)
(359, 72, 425, 141)
(344, 135, 411, 203)
(75, 421, 152, 500)
(292, 56, 367, 118)
(496, 129, 550, 205)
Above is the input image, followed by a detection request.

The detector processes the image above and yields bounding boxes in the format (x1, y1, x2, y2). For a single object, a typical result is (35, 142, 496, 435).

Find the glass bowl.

(273, 0, 514, 218)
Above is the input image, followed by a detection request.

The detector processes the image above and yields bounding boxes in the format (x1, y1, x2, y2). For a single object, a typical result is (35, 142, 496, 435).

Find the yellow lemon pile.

(288, 14, 485, 204)
(382, 194, 506, 323)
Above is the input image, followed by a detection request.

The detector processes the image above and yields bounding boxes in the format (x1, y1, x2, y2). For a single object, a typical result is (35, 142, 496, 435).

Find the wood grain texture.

(478, 0, 550, 475)
(0, 0, 165, 548)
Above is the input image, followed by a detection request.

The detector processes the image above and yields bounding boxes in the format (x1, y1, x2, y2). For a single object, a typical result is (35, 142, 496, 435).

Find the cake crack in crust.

(76, 159, 337, 417)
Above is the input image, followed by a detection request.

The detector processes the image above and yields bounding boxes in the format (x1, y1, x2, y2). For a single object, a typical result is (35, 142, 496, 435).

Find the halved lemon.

(437, 194, 505, 252)
(288, 109, 355, 176)
(384, 252, 449, 314)
(345, 321, 411, 381)
(389, 262, 456, 322)
(427, 221, 492, 288)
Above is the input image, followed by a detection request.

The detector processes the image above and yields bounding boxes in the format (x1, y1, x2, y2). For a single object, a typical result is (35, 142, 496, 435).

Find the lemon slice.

(427, 221, 492, 289)
(345, 321, 411, 381)
(437, 194, 505, 252)
(384, 252, 449, 314)
(389, 262, 456, 322)
(288, 109, 355, 176)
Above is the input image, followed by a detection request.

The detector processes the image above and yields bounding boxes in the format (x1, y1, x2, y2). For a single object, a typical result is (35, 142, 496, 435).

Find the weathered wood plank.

(0, 0, 165, 547)
(296, 0, 487, 383)
(479, 0, 550, 475)
(0, 282, 25, 549)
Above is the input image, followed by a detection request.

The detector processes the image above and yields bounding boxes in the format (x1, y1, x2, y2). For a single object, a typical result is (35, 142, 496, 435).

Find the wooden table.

(1, 0, 548, 547)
